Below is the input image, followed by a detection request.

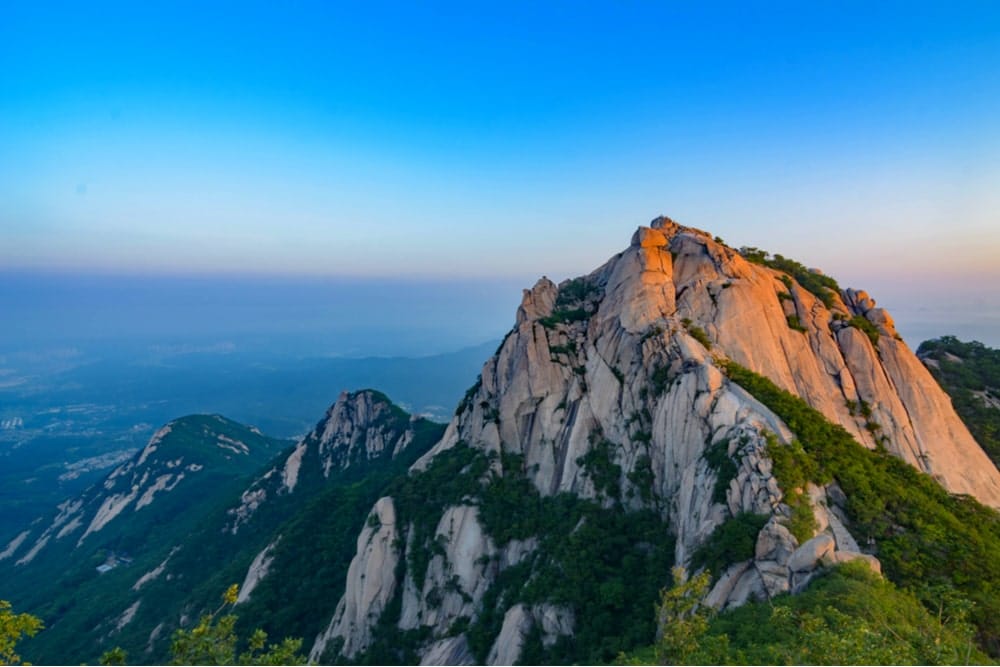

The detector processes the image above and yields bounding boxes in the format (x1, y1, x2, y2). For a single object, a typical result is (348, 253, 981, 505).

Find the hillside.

(918, 336, 1000, 469)
(2, 395, 444, 664)
(0, 415, 288, 662)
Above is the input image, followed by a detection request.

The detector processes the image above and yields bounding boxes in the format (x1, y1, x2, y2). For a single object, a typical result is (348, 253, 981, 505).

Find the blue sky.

(1, 1, 999, 342)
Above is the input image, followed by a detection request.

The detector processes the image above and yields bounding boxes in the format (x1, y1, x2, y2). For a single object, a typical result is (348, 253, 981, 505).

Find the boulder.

(822, 550, 882, 575)
(788, 534, 835, 573)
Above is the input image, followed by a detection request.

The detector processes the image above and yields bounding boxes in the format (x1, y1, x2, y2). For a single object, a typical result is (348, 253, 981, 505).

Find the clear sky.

(2, 2, 999, 345)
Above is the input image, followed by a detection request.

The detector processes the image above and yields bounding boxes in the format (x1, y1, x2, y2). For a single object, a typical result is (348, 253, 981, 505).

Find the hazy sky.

(2, 2, 999, 346)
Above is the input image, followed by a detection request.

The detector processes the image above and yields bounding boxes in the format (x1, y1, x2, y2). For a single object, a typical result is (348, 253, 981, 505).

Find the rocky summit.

(311, 217, 1000, 664)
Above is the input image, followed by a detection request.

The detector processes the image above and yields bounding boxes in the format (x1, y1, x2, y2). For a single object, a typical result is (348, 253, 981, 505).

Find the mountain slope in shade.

(226, 389, 441, 535)
(0, 415, 285, 572)
(3, 392, 443, 665)
(312, 217, 1000, 664)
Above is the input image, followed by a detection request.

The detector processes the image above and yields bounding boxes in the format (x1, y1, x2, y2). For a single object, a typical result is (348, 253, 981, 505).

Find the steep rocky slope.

(4, 392, 444, 665)
(0, 414, 284, 571)
(226, 389, 435, 534)
(313, 217, 1000, 664)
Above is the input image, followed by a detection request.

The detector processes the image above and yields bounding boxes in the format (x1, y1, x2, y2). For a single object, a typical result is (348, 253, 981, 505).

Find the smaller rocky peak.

(231, 390, 440, 534)
(308, 389, 421, 477)
(318, 390, 397, 445)
(843, 288, 876, 314)
(649, 214, 680, 234)
(516, 276, 558, 324)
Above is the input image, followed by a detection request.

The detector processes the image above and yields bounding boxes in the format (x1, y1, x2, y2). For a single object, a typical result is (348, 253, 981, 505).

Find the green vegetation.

(455, 376, 483, 416)
(640, 324, 665, 344)
(170, 585, 305, 665)
(740, 247, 840, 308)
(555, 276, 600, 307)
(720, 359, 1000, 655)
(845, 398, 873, 419)
(785, 315, 807, 333)
(0, 600, 42, 665)
(577, 431, 623, 500)
(548, 341, 577, 357)
(702, 438, 737, 504)
(539, 307, 588, 328)
(918, 336, 1000, 467)
(649, 567, 722, 665)
(355, 442, 675, 665)
(681, 318, 712, 350)
(764, 433, 817, 542)
(390, 444, 490, 590)
(848, 315, 880, 345)
(689, 513, 769, 577)
(99, 646, 128, 665)
(622, 561, 989, 665)
(650, 364, 672, 396)
(626, 453, 656, 503)
(540, 276, 603, 329)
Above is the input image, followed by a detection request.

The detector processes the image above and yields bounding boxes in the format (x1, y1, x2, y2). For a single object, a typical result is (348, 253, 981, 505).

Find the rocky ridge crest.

(227, 389, 421, 534)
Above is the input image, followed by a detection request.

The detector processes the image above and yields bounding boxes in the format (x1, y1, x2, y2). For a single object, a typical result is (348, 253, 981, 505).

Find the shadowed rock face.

(226, 389, 421, 534)
(312, 217, 1000, 664)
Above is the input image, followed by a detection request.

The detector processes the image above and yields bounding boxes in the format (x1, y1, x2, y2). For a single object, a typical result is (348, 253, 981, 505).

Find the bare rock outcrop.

(314, 216, 1000, 664)
(310, 497, 399, 662)
(227, 390, 424, 533)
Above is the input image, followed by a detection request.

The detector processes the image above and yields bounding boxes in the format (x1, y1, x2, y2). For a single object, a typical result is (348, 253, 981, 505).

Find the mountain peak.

(315, 215, 1000, 664)
(226, 389, 439, 534)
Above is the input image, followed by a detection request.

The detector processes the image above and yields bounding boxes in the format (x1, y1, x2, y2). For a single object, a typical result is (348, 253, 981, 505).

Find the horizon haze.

(2, 3, 999, 301)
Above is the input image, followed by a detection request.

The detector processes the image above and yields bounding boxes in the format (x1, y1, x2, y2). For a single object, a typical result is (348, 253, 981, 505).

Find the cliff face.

(314, 218, 999, 664)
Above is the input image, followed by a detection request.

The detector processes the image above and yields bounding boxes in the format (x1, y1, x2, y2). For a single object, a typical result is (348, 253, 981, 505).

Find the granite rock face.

(311, 217, 1000, 663)
(310, 497, 400, 661)
(227, 390, 422, 534)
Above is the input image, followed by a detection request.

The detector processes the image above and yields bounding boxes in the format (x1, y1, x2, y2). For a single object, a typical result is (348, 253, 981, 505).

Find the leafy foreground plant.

(99, 585, 306, 665)
(168, 585, 305, 666)
(0, 600, 43, 666)
(87, 584, 306, 665)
